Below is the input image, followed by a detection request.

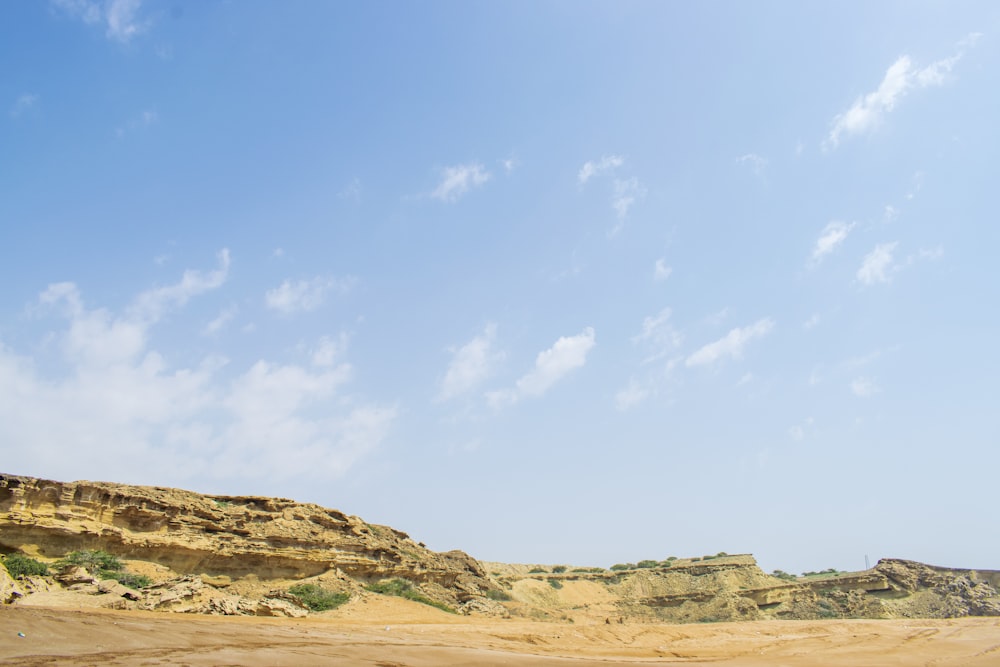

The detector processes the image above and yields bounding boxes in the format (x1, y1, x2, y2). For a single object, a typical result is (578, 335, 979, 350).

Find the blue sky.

(2, 1, 999, 575)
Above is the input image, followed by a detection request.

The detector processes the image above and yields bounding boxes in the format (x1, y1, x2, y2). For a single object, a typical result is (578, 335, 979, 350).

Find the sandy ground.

(2, 600, 999, 667)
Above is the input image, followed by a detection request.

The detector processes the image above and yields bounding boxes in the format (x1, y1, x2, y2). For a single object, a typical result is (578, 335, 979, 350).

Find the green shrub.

(772, 570, 797, 581)
(365, 578, 455, 614)
(610, 563, 635, 571)
(690, 557, 701, 562)
(288, 583, 350, 611)
(636, 560, 658, 569)
(528, 567, 545, 574)
(485, 588, 511, 601)
(57, 550, 151, 588)
(59, 550, 123, 576)
(2, 554, 49, 578)
(658, 560, 673, 568)
(552, 565, 567, 573)
(716, 552, 728, 557)
(105, 571, 153, 589)
(547, 578, 563, 589)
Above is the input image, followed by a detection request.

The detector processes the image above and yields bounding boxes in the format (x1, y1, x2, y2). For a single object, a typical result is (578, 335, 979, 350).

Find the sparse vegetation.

(802, 568, 841, 577)
(365, 578, 455, 613)
(547, 578, 563, 589)
(772, 569, 798, 581)
(59, 549, 123, 576)
(716, 552, 728, 557)
(571, 567, 604, 573)
(690, 557, 702, 562)
(485, 588, 511, 601)
(287, 583, 349, 611)
(528, 567, 545, 574)
(610, 563, 635, 571)
(2, 554, 49, 578)
(552, 565, 567, 573)
(636, 560, 659, 569)
(105, 571, 153, 589)
(57, 550, 150, 589)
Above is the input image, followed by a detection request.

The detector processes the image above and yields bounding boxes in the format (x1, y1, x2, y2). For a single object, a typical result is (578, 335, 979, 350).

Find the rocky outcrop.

(2, 473, 997, 624)
(0, 473, 497, 611)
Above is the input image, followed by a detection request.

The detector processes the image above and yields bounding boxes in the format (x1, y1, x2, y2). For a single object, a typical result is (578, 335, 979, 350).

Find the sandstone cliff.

(2, 473, 998, 623)
(0, 472, 495, 612)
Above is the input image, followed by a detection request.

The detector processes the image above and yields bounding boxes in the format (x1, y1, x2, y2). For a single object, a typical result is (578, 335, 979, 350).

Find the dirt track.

(2, 604, 999, 666)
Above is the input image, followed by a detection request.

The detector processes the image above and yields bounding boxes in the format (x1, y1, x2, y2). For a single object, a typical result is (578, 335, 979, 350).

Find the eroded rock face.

(0, 564, 24, 604)
(0, 473, 494, 611)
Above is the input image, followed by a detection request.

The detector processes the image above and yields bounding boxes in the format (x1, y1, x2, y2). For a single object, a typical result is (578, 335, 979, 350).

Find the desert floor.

(2, 599, 999, 667)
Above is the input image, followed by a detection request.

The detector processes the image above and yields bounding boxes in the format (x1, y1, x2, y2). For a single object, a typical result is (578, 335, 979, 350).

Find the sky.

(2, 1, 999, 576)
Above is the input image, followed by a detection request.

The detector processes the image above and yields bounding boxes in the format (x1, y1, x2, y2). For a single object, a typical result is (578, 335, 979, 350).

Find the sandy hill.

(2, 472, 998, 624)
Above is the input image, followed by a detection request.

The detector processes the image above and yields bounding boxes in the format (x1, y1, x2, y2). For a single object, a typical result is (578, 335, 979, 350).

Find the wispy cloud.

(578, 155, 623, 185)
(133, 249, 230, 323)
(311, 333, 350, 368)
(633, 308, 683, 364)
(431, 162, 491, 202)
(438, 324, 503, 401)
(609, 177, 645, 236)
(615, 378, 649, 411)
(116, 109, 158, 138)
(265, 275, 354, 314)
(824, 35, 980, 150)
(338, 178, 361, 202)
(203, 305, 238, 336)
(851, 376, 879, 398)
(811, 220, 856, 265)
(10, 93, 38, 118)
(736, 153, 768, 176)
(52, 0, 149, 43)
(654, 258, 672, 282)
(856, 242, 898, 285)
(686, 318, 774, 368)
(488, 328, 595, 406)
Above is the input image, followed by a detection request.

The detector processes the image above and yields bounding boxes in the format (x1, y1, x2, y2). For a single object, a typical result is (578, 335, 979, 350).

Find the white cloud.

(578, 155, 623, 185)
(654, 258, 672, 282)
(884, 205, 899, 222)
(615, 378, 649, 411)
(133, 249, 230, 323)
(203, 305, 238, 336)
(736, 153, 768, 175)
(0, 261, 392, 488)
(824, 36, 978, 150)
(803, 314, 820, 330)
(501, 156, 519, 173)
(686, 318, 774, 368)
(116, 109, 158, 138)
(53, 0, 149, 43)
(488, 328, 595, 406)
(431, 162, 491, 202)
(338, 178, 361, 202)
(811, 220, 856, 264)
(610, 177, 645, 226)
(10, 93, 38, 118)
(856, 242, 898, 285)
(633, 308, 682, 364)
(311, 333, 350, 368)
(788, 417, 814, 441)
(438, 324, 503, 401)
(265, 275, 353, 314)
(851, 376, 879, 398)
